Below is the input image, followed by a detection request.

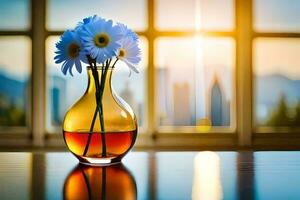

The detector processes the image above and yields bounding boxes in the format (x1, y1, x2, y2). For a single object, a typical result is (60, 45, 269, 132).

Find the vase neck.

(86, 67, 113, 94)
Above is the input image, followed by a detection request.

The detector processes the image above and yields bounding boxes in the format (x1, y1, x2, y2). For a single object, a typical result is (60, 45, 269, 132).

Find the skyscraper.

(119, 81, 141, 125)
(209, 76, 230, 126)
(51, 75, 66, 126)
(157, 67, 172, 125)
(173, 83, 191, 126)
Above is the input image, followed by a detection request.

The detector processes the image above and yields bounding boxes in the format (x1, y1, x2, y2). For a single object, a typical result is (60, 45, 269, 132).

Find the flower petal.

(75, 59, 82, 73)
(54, 30, 86, 76)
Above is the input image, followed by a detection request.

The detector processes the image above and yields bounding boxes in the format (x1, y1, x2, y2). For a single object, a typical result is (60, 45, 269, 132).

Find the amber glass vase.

(63, 67, 137, 165)
(64, 164, 137, 200)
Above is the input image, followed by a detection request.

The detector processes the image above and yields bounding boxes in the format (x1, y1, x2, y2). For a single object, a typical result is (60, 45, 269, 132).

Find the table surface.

(1, 151, 300, 200)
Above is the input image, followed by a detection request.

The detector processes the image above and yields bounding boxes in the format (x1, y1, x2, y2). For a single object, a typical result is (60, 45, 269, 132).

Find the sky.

(156, 0, 234, 31)
(0, 36, 31, 80)
(47, 0, 147, 31)
(253, 38, 300, 80)
(0, 0, 29, 30)
(254, 0, 300, 32)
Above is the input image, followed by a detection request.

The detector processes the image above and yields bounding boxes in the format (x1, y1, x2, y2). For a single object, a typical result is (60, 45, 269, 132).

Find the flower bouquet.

(55, 15, 140, 165)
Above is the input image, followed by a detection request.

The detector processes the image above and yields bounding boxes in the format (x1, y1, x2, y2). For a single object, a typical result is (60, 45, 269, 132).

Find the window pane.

(47, 0, 147, 31)
(254, 38, 300, 127)
(46, 36, 147, 132)
(0, 0, 30, 30)
(254, 0, 300, 32)
(155, 37, 235, 130)
(0, 37, 31, 127)
(155, 0, 234, 31)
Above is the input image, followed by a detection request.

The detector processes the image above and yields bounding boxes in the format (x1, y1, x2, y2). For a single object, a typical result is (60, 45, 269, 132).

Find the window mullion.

(31, 0, 46, 146)
(236, 0, 253, 146)
(147, 0, 155, 136)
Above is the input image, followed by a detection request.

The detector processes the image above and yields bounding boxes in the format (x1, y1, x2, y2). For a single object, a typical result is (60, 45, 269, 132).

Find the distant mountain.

(256, 74, 300, 105)
(0, 73, 27, 106)
(255, 74, 300, 121)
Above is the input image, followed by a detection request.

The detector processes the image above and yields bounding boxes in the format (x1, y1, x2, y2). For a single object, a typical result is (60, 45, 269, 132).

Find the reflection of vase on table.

(64, 164, 137, 200)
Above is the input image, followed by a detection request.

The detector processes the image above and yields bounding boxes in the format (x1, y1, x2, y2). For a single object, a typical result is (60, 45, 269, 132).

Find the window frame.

(1, 0, 300, 149)
(251, 0, 300, 144)
(45, 0, 238, 147)
(0, 0, 33, 142)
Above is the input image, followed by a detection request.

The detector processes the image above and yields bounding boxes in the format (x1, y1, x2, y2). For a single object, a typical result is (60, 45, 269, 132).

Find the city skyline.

(0, 64, 300, 128)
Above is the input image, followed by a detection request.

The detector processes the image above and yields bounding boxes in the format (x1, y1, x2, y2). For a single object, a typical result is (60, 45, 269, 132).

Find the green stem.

(92, 67, 107, 157)
(82, 107, 98, 156)
(97, 65, 109, 157)
(82, 59, 110, 157)
(111, 58, 119, 68)
(97, 102, 106, 157)
(82, 60, 99, 156)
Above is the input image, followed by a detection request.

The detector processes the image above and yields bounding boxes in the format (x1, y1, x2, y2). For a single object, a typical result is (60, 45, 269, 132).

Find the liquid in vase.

(63, 130, 137, 162)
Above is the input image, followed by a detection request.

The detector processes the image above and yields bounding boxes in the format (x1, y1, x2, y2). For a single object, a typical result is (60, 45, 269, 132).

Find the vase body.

(63, 67, 137, 165)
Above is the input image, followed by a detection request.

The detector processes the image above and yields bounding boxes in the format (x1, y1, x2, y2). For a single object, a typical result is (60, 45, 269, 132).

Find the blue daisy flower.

(76, 15, 102, 29)
(117, 37, 141, 73)
(80, 18, 123, 64)
(82, 15, 100, 24)
(54, 30, 86, 76)
(117, 22, 139, 41)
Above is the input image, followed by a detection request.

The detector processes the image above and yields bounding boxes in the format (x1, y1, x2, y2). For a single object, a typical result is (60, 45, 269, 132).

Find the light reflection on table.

(1, 151, 300, 200)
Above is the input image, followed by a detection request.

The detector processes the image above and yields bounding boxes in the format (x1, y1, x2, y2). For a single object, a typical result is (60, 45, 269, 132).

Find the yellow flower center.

(118, 48, 126, 58)
(94, 33, 110, 48)
(68, 43, 80, 58)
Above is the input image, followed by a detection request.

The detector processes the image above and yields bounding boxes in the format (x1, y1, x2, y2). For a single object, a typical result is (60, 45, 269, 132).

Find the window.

(0, 0, 299, 147)
(155, 37, 235, 131)
(254, 38, 300, 128)
(154, 0, 235, 132)
(45, 0, 237, 136)
(0, 37, 31, 128)
(253, 0, 300, 132)
(0, 0, 31, 131)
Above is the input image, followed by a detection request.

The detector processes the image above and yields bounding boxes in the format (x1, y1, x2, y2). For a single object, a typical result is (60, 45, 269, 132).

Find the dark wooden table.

(1, 151, 300, 200)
